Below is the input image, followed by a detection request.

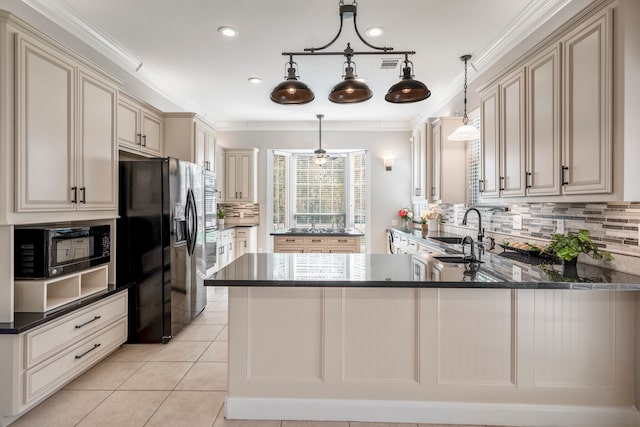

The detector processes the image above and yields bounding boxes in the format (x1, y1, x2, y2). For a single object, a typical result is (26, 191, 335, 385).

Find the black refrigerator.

(117, 157, 207, 343)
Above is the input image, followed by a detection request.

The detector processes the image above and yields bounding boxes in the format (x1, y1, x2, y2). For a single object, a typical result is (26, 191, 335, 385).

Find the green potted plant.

(217, 207, 226, 227)
(543, 229, 613, 265)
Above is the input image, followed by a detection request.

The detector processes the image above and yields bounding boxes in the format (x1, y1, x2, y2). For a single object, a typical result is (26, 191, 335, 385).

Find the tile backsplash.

(219, 203, 260, 225)
(430, 202, 640, 269)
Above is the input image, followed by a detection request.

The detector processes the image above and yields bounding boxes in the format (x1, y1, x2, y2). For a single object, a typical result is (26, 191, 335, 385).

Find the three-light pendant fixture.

(270, 1, 431, 105)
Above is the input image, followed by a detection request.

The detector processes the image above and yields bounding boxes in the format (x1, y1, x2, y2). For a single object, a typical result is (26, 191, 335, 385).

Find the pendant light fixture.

(385, 54, 431, 103)
(448, 54, 481, 141)
(270, 1, 429, 105)
(314, 114, 329, 166)
(269, 56, 315, 104)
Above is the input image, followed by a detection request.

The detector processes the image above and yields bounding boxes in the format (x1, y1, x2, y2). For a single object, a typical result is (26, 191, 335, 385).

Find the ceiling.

(18, 0, 584, 128)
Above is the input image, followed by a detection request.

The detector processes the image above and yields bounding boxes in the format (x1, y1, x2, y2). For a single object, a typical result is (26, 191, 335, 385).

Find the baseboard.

(225, 397, 638, 427)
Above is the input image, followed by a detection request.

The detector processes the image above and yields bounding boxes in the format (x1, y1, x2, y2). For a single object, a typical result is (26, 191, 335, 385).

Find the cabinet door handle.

(136, 133, 142, 145)
(478, 179, 484, 193)
(239, 192, 242, 198)
(561, 165, 569, 186)
(71, 186, 77, 203)
(499, 176, 505, 191)
(142, 135, 147, 147)
(525, 172, 532, 189)
(431, 187, 436, 196)
(80, 187, 86, 204)
(75, 315, 101, 329)
(75, 343, 101, 360)
(244, 241, 247, 248)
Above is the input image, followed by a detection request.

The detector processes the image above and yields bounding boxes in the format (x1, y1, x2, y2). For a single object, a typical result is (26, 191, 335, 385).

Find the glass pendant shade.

(270, 66, 315, 105)
(448, 124, 480, 141)
(314, 154, 328, 166)
(328, 65, 372, 104)
(385, 66, 431, 103)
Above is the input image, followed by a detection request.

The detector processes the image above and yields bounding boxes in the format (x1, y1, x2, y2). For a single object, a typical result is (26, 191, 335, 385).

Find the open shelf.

(15, 265, 108, 312)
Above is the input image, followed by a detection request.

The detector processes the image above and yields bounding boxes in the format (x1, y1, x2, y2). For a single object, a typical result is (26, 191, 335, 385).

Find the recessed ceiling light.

(248, 77, 263, 84)
(365, 26, 384, 38)
(218, 26, 239, 38)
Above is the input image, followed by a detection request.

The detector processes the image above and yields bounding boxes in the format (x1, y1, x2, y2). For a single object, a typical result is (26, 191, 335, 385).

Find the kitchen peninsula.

(207, 252, 640, 427)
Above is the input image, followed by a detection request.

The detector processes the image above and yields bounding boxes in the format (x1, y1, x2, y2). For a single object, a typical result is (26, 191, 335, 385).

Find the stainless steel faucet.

(462, 207, 484, 243)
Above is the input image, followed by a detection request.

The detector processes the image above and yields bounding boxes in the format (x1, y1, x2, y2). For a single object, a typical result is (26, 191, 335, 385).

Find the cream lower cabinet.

(0, 292, 127, 421)
(274, 235, 360, 253)
(164, 113, 216, 171)
(235, 227, 257, 258)
(15, 32, 118, 213)
(117, 92, 163, 157)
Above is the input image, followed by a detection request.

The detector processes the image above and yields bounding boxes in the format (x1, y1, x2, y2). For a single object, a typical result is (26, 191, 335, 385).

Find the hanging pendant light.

(448, 54, 480, 141)
(385, 55, 431, 103)
(314, 114, 330, 166)
(270, 56, 315, 105)
(328, 57, 372, 104)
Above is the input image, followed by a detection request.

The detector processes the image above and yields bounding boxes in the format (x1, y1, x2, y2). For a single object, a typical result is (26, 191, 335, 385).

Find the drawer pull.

(75, 343, 101, 360)
(285, 239, 296, 242)
(75, 315, 101, 329)
(338, 239, 347, 243)
(311, 239, 322, 242)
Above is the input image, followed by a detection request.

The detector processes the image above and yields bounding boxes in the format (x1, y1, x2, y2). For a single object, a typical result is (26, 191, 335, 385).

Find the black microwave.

(14, 225, 111, 279)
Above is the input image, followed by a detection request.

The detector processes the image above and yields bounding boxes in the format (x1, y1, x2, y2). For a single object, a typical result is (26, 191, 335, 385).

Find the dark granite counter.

(0, 283, 132, 334)
(206, 252, 640, 290)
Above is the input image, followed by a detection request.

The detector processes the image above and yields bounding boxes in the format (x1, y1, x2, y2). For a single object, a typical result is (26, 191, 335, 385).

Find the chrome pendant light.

(448, 54, 481, 141)
(385, 54, 431, 103)
(314, 114, 329, 166)
(270, 1, 429, 105)
(270, 56, 315, 105)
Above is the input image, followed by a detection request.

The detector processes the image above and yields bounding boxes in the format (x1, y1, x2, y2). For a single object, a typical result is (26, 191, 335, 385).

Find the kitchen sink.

(433, 256, 482, 264)
(428, 236, 463, 244)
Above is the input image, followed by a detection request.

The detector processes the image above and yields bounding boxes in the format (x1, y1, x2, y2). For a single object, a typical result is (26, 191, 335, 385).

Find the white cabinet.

(164, 113, 216, 171)
(236, 227, 257, 258)
(0, 292, 127, 418)
(479, 8, 612, 200)
(499, 67, 526, 197)
(561, 10, 612, 194)
(428, 117, 466, 204)
(226, 149, 258, 203)
(117, 92, 163, 157)
(215, 145, 226, 201)
(526, 45, 562, 196)
(410, 126, 426, 198)
(15, 32, 118, 213)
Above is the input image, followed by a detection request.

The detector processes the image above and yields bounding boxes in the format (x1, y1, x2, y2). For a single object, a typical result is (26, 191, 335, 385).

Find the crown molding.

(216, 120, 412, 132)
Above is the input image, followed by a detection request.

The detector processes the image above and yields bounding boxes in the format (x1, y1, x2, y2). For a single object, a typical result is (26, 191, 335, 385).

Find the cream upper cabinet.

(499, 68, 526, 197)
(410, 127, 426, 198)
(15, 32, 117, 213)
(479, 85, 500, 198)
(164, 113, 216, 171)
(215, 144, 226, 202)
(428, 117, 466, 204)
(226, 149, 258, 203)
(526, 45, 561, 196)
(561, 10, 612, 195)
(117, 93, 163, 157)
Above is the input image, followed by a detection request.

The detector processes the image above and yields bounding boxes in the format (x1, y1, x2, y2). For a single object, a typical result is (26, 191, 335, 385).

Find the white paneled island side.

(207, 253, 640, 427)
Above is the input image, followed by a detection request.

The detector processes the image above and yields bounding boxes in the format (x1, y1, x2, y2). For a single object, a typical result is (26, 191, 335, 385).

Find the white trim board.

(225, 397, 639, 427)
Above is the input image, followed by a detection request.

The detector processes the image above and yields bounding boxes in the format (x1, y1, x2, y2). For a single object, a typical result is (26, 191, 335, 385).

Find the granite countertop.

(270, 227, 364, 237)
(0, 283, 132, 334)
(206, 251, 640, 290)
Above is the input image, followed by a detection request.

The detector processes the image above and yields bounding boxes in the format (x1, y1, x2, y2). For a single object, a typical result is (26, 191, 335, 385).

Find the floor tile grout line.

(72, 388, 116, 427)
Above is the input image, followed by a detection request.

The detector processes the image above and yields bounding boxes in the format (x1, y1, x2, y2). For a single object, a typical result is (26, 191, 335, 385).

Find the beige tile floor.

(10, 287, 514, 427)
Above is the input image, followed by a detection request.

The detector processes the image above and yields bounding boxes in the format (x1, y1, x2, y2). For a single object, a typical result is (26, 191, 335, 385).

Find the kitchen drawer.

(305, 237, 327, 245)
(24, 317, 127, 405)
(235, 228, 249, 238)
(25, 292, 127, 369)
(276, 236, 305, 245)
(326, 237, 358, 245)
(407, 240, 418, 253)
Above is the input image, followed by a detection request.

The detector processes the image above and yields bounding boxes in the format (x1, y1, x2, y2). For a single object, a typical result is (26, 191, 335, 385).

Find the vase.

(217, 218, 225, 228)
(427, 218, 439, 232)
(421, 223, 428, 238)
(403, 218, 410, 232)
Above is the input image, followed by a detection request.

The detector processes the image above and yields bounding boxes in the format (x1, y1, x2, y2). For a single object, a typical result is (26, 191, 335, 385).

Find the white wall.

(217, 129, 412, 253)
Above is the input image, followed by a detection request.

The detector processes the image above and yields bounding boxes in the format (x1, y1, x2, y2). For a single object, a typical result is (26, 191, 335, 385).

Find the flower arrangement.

(420, 209, 440, 224)
(398, 208, 413, 231)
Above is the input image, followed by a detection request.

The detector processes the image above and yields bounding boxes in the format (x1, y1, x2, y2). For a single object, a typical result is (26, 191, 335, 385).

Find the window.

(271, 150, 368, 239)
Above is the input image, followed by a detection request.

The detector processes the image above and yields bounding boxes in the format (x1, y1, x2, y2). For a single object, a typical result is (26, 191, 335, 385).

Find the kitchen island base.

(227, 286, 637, 427)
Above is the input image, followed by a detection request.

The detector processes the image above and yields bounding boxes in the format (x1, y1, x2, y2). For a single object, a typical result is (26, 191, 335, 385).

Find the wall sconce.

(384, 159, 394, 171)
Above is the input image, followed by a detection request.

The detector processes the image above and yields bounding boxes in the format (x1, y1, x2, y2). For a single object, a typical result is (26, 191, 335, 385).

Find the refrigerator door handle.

(185, 189, 198, 256)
